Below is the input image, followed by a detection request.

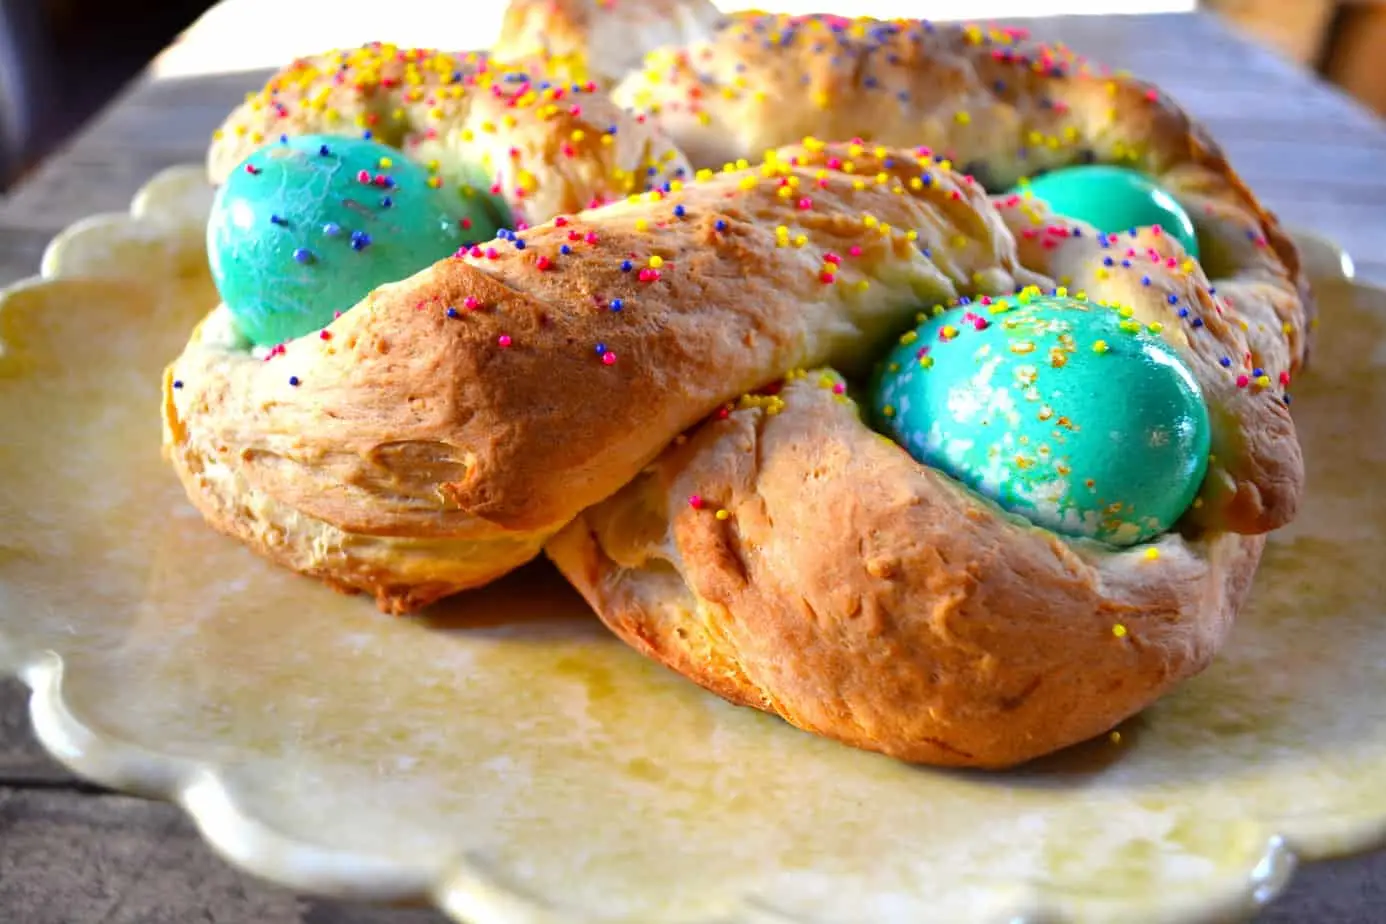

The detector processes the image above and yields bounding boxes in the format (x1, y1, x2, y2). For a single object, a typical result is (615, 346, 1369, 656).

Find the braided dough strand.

(613, 16, 1311, 476)
(208, 43, 691, 225)
(165, 143, 1050, 612)
(546, 368, 1263, 769)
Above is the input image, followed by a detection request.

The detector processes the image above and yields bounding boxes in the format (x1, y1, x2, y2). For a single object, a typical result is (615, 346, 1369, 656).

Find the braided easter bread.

(614, 14, 1309, 534)
(492, 0, 723, 89)
(208, 43, 691, 226)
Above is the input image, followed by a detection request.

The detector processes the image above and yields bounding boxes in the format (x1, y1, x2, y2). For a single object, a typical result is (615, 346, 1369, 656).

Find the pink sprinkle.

(638, 268, 661, 282)
(820, 272, 836, 284)
(244, 164, 261, 175)
(601, 351, 617, 365)
(485, 247, 499, 259)
(823, 252, 841, 265)
(555, 217, 569, 227)
(463, 296, 480, 310)
(585, 232, 599, 244)
(832, 382, 845, 395)
(356, 169, 371, 183)
(798, 197, 813, 210)
(688, 495, 704, 509)
(1236, 374, 1249, 388)
(849, 245, 863, 257)
(498, 335, 512, 348)
(536, 255, 553, 270)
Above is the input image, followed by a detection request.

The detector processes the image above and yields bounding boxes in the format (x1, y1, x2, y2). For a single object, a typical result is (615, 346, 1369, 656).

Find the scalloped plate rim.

(0, 162, 1379, 924)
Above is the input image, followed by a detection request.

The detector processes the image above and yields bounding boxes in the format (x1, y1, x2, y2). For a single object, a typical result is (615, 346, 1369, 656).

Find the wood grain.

(1, 6, 1386, 923)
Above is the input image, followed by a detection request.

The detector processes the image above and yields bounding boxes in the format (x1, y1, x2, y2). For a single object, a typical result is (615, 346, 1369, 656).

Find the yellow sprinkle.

(954, 111, 972, 125)
(918, 356, 934, 369)
(882, 405, 896, 418)
(1109, 731, 1122, 744)
(715, 509, 730, 521)
(1144, 547, 1160, 560)
(1112, 624, 1128, 638)
(900, 331, 919, 345)
(635, 219, 649, 232)
(648, 255, 664, 268)
(1093, 340, 1109, 354)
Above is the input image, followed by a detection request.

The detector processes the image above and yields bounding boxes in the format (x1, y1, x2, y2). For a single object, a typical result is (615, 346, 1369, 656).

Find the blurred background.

(1, 0, 1383, 194)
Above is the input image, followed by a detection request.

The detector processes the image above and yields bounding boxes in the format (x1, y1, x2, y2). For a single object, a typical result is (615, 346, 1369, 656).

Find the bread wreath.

(164, 17, 1310, 766)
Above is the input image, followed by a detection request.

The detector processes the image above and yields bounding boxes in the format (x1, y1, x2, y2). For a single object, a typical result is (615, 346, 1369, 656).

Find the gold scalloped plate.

(1, 165, 1382, 924)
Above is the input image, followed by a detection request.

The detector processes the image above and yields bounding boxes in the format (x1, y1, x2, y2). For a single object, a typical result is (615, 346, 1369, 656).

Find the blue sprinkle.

(1103, 257, 1115, 267)
(920, 247, 932, 258)
(380, 196, 394, 209)
(1121, 259, 1132, 268)
(560, 244, 572, 255)
(288, 376, 301, 387)
(514, 239, 526, 250)
(1178, 307, 1190, 318)
(279, 134, 288, 144)
(172, 380, 183, 389)
(270, 214, 287, 226)
(674, 204, 687, 218)
(1284, 394, 1292, 405)
(1141, 275, 1151, 286)
(621, 260, 633, 272)
(610, 298, 624, 312)
(607, 125, 619, 134)
(362, 130, 373, 140)
(318, 143, 330, 156)
(446, 307, 460, 319)
(1167, 294, 1179, 304)
(293, 248, 313, 264)
(1220, 357, 1232, 367)
(715, 219, 727, 232)
(350, 231, 371, 250)
(1191, 317, 1205, 328)
(595, 342, 607, 355)
(1253, 367, 1265, 377)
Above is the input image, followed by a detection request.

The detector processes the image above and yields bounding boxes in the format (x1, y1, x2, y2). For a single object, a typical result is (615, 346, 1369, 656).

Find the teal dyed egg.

(871, 293, 1210, 546)
(207, 134, 508, 348)
(1011, 165, 1200, 259)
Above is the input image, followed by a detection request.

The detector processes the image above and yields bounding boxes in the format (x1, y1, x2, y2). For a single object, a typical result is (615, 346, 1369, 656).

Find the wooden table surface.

(2, 6, 1386, 923)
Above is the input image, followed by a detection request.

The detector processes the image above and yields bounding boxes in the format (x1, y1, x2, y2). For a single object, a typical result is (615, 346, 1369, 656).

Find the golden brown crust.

(546, 372, 1265, 768)
(493, 0, 723, 88)
(207, 44, 691, 226)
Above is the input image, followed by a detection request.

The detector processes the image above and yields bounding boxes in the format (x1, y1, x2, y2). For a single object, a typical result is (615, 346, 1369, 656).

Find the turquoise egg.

(1010, 165, 1200, 259)
(207, 134, 508, 348)
(871, 293, 1210, 546)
